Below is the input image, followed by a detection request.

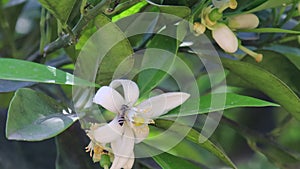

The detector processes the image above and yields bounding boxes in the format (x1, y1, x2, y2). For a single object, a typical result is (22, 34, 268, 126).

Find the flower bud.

(228, 14, 259, 30)
(229, 0, 238, 9)
(209, 8, 223, 22)
(212, 23, 238, 53)
(193, 22, 206, 35)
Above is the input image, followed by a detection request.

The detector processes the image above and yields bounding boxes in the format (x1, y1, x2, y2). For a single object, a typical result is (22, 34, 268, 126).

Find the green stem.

(0, 2, 17, 57)
(43, 0, 110, 55)
(39, 8, 46, 54)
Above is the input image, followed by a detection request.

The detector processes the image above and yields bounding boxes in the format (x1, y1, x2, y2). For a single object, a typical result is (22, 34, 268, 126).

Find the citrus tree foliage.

(0, 0, 300, 169)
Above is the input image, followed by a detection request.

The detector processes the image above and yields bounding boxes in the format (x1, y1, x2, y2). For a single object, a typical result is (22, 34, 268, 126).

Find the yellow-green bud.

(212, 23, 238, 53)
(209, 8, 223, 22)
(228, 14, 259, 30)
(100, 154, 111, 168)
(193, 22, 206, 35)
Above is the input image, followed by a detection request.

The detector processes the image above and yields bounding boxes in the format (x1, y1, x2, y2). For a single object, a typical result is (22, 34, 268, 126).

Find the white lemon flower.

(88, 79, 190, 169)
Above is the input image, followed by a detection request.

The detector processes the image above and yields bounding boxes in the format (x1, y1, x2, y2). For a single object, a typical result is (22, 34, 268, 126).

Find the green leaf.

(55, 123, 98, 169)
(146, 0, 191, 18)
(222, 117, 300, 169)
(163, 93, 279, 118)
(242, 50, 300, 95)
(154, 119, 237, 169)
(264, 45, 300, 70)
(153, 152, 203, 169)
(222, 58, 300, 121)
(38, 0, 77, 25)
(239, 28, 300, 34)
(112, 1, 148, 22)
(76, 14, 134, 86)
(141, 127, 206, 165)
(245, 0, 294, 13)
(0, 58, 98, 87)
(6, 88, 78, 141)
(95, 15, 134, 85)
(137, 26, 180, 95)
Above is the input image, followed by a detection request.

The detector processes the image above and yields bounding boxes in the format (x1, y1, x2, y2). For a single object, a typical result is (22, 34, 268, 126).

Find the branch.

(42, 0, 110, 56)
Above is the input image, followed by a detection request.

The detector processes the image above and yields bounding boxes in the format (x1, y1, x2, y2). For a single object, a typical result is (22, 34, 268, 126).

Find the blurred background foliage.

(0, 0, 300, 169)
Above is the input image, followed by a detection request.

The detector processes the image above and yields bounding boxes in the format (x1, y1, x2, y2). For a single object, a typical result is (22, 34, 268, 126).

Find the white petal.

(133, 125, 149, 143)
(93, 118, 124, 144)
(212, 23, 238, 53)
(110, 79, 139, 107)
(110, 126, 135, 169)
(123, 152, 135, 169)
(137, 92, 190, 118)
(93, 86, 125, 113)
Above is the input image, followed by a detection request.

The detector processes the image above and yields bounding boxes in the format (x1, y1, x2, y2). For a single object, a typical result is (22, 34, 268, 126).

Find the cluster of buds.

(194, 0, 263, 62)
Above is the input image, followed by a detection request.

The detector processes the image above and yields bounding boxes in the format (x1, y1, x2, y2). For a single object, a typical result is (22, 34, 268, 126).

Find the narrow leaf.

(222, 58, 300, 121)
(163, 93, 279, 118)
(155, 119, 238, 169)
(153, 152, 203, 169)
(0, 58, 98, 87)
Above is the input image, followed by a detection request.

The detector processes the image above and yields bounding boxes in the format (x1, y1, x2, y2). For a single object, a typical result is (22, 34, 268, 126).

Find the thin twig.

(43, 0, 110, 56)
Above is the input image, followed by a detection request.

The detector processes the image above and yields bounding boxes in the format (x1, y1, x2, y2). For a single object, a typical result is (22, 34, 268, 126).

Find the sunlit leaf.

(6, 88, 78, 141)
(163, 93, 279, 118)
(0, 58, 98, 87)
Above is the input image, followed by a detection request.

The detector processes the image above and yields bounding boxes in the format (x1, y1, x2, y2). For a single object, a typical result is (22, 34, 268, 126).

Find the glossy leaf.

(264, 45, 300, 70)
(154, 119, 237, 169)
(6, 88, 78, 141)
(222, 58, 300, 121)
(153, 152, 203, 169)
(38, 0, 77, 25)
(0, 58, 98, 87)
(163, 93, 279, 118)
(242, 50, 300, 95)
(112, 1, 148, 22)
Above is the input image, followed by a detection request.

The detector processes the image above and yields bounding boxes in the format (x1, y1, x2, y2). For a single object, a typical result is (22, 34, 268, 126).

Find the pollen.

(133, 116, 145, 126)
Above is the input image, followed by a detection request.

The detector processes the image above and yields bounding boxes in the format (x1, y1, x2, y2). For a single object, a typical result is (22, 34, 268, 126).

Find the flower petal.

(92, 118, 124, 144)
(123, 152, 135, 169)
(110, 79, 139, 107)
(137, 92, 190, 118)
(93, 86, 125, 113)
(132, 124, 149, 143)
(212, 23, 238, 53)
(110, 126, 135, 169)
